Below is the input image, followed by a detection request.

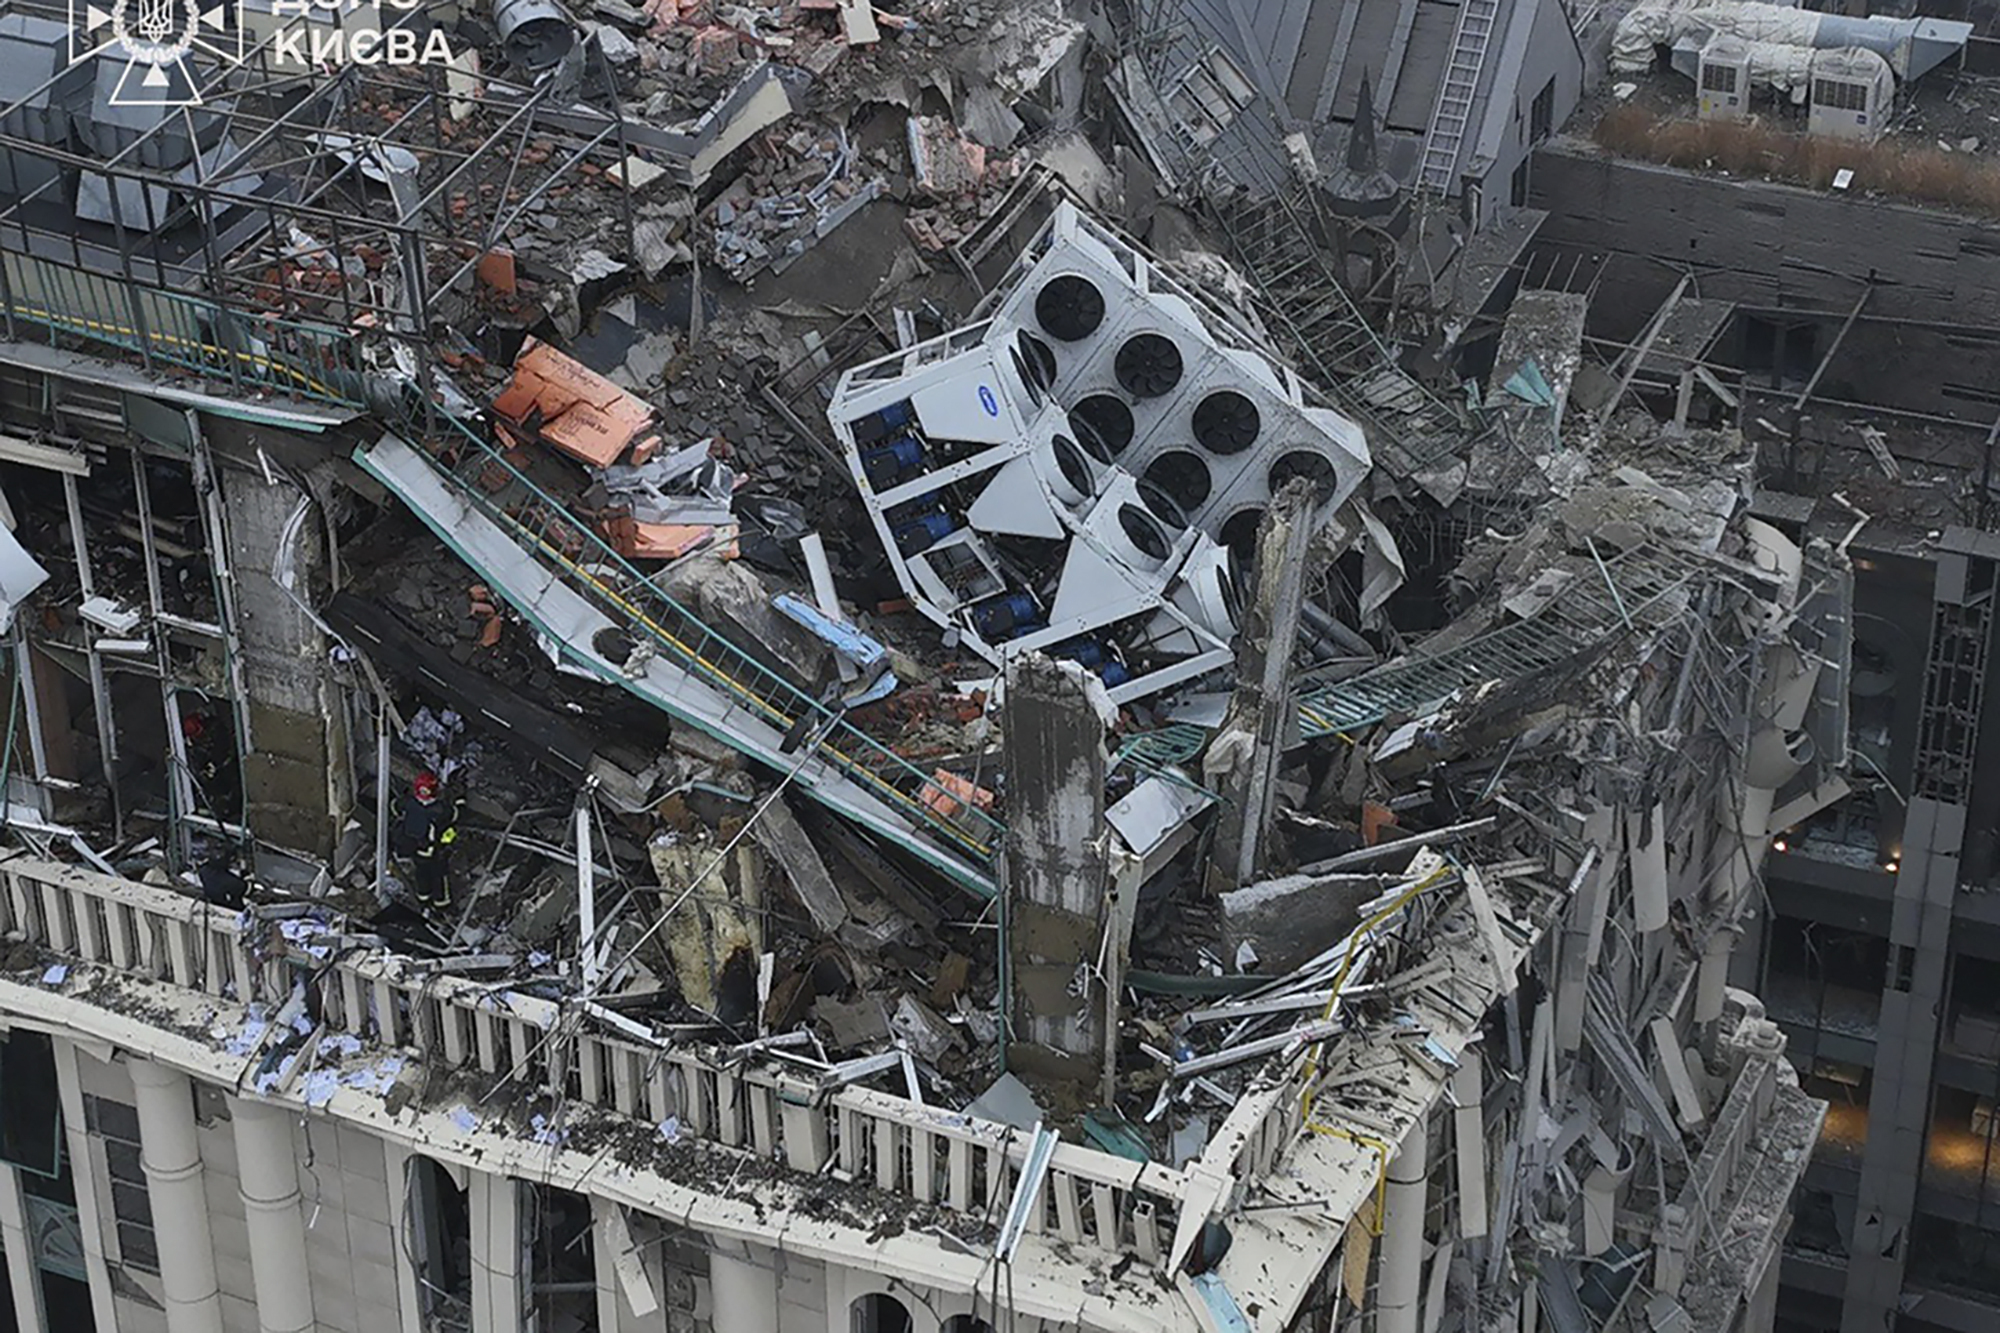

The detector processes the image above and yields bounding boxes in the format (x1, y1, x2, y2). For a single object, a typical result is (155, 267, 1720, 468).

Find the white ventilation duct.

(1616, 0, 1969, 81)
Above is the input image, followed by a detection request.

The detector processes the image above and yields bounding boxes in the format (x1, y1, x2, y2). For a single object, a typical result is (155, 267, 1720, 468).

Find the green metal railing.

(408, 412, 1006, 878)
(1292, 542, 1703, 737)
(0, 249, 370, 407)
(1115, 542, 1706, 768)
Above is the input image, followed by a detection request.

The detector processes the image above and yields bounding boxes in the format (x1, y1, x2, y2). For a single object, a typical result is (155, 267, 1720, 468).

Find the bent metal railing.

(0, 856, 1181, 1262)
(0, 248, 374, 408)
(392, 414, 1005, 878)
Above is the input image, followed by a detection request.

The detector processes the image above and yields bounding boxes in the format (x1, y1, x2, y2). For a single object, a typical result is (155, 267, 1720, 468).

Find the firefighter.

(194, 843, 247, 911)
(180, 709, 240, 822)
(394, 771, 463, 911)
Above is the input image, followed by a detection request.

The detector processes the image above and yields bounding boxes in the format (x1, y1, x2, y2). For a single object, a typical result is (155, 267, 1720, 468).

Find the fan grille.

(1143, 450, 1212, 514)
(1268, 450, 1338, 502)
(1035, 275, 1106, 342)
(1115, 333, 1184, 399)
(1193, 390, 1261, 455)
(1071, 395, 1135, 456)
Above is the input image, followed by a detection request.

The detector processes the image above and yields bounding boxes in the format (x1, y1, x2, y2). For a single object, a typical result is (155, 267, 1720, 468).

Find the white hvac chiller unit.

(1698, 36, 1752, 120)
(826, 201, 1374, 705)
(1809, 48, 1894, 140)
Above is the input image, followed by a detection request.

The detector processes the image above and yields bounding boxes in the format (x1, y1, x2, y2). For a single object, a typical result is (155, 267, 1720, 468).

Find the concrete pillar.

(129, 1059, 225, 1333)
(1378, 1115, 1428, 1333)
(470, 1169, 525, 1332)
(0, 1164, 47, 1333)
(1000, 653, 1111, 1101)
(228, 1097, 315, 1333)
(709, 1239, 780, 1330)
(1207, 478, 1317, 889)
(1745, 1246, 1783, 1333)
(215, 451, 346, 857)
(594, 1197, 667, 1333)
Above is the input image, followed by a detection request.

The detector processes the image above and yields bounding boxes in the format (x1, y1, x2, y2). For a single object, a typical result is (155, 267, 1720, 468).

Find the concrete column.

(228, 1097, 315, 1333)
(129, 1059, 225, 1333)
(1695, 926, 1733, 1026)
(709, 1239, 780, 1331)
(1744, 1246, 1783, 1333)
(1208, 478, 1317, 889)
(470, 1169, 525, 1332)
(0, 1164, 47, 1333)
(1000, 653, 1111, 1102)
(215, 453, 344, 856)
(594, 1197, 667, 1333)
(1378, 1114, 1428, 1333)
(51, 1040, 120, 1331)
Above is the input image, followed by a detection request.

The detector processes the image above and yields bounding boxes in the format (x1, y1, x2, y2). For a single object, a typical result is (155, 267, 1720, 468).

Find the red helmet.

(413, 771, 441, 802)
(182, 713, 207, 741)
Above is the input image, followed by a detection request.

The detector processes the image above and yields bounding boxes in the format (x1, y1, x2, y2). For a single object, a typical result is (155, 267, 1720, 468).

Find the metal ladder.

(1418, 0, 1501, 193)
(1215, 184, 1474, 472)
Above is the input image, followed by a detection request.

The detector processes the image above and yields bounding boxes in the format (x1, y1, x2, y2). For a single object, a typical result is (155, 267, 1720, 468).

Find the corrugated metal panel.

(1175, 0, 1243, 58)
(1331, 0, 1403, 119)
(1253, 0, 1313, 96)
(1385, 3, 1459, 130)
(1284, 0, 1348, 119)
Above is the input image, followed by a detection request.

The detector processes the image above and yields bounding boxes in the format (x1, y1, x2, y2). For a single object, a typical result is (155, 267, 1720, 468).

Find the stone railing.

(1654, 1019, 1789, 1296)
(0, 855, 1188, 1265)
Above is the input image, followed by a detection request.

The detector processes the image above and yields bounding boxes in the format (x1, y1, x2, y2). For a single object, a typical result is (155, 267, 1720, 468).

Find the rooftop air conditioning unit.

(1698, 37, 1751, 121)
(1809, 49, 1892, 141)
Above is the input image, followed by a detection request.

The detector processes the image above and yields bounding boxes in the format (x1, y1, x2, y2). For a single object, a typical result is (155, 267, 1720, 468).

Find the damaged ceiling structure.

(16, 0, 2000, 1327)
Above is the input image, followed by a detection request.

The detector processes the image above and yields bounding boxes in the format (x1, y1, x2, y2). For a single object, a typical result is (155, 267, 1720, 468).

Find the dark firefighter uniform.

(182, 711, 242, 824)
(394, 783, 463, 910)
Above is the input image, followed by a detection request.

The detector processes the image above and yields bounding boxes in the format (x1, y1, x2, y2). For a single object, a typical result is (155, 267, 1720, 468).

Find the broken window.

(406, 1156, 472, 1326)
(1802, 1061, 1869, 1171)
(851, 1292, 914, 1333)
(0, 1030, 61, 1177)
(1530, 77, 1556, 144)
(528, 1184, 597, 1331)
(135, 454, 219, 629)
(1761, 915, 1885, 1042)
(82, 1094, 159, 1274)
(172, 689, 244, 830)
(941, 1318, 996, 1333)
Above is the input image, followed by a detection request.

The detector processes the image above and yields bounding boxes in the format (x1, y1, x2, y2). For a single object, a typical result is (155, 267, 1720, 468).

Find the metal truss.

(0, 0, 638, 396)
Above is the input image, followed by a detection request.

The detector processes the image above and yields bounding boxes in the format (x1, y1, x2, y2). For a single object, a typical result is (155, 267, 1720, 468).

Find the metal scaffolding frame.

(0, 0, 638, 401)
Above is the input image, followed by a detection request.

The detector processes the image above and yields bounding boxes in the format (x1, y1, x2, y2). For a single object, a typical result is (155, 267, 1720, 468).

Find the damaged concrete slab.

(11, 2, 1984, 1328)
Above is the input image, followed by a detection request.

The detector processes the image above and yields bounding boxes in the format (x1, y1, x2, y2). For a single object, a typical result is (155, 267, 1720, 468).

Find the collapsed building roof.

(0, 1, 1872, 1327)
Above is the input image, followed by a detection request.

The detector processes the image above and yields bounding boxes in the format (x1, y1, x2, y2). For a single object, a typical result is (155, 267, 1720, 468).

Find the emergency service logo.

(65, 0, 460, 108)
(68, 0, 246, 107)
